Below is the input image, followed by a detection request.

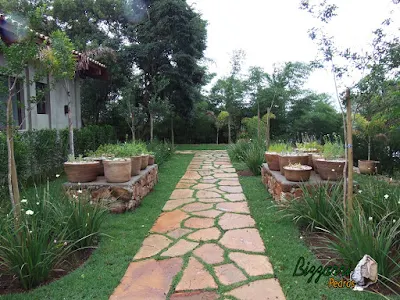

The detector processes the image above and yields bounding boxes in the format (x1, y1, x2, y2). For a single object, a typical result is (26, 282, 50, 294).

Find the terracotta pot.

(279, 154, 309, 175)
(131, 156, 142, 176)
(64, 161, 99, 183)
(148, 155, 155, 165)
(316, 159, 345, 181)
(140, 154, 149, 170)
(284, 165, 312, 182)
(358, 160, 379, 175)
(265, 152, 280, 171)
(312, 154, 323, 174)
(103, 159, 131, 183)
(84, 157, 104, 176)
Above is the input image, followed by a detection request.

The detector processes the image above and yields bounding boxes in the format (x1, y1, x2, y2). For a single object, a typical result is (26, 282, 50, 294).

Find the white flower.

(21, 199, 27, 203)
(168, 148, 171, 151)
(78, 182, 81, 186)
(300, 236, 303, 239)
(77, 189, 83, 194)
(56, 174, 60, 178)
(384, 194, 389, 199)
(63, 242, 68, 246)
(72, 194, 78, 199)
(368, 216, 373, 222)
(25, 210, 34, 215)
(54, 239, 57, 244)
(332, 169, 335, 172)
(393, 219, 397, 224)
(36, 202, 39, 205)
(29, 230, 33, 234)
(398, 200, 400, 205)
(358, 190, 362, 194)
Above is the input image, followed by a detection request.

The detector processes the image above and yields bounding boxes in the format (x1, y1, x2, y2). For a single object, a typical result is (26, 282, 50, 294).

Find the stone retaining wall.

(63, 165, 158, 213)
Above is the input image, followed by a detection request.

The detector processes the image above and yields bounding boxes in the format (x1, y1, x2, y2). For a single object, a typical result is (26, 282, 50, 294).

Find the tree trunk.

(266, 107, 271, 149)
(257, 101, 260, 139)
(216, 129, 219, 145)
(171, 116, 174, 148)
(368, 136, 371, 161)
(228, 115, 232, 144)
(65, 80, 74, 157)
(150, 113, 154, 141)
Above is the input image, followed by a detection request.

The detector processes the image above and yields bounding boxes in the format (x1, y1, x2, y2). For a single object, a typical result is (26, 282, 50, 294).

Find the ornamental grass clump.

(227, 139, 249, 162)
(241, 139, 265, 175)
(268, 142, 293, 153)
(322, 134, 345, 160)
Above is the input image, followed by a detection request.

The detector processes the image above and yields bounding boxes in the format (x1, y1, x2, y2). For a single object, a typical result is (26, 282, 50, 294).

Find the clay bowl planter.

(148, 155, 155, 166)
(316, 159, 345, 181)
(264, 152, 280, 171)
(312, 154, 323, 174)
(279, 154, 309, 175)
(131, 156, 142, 176)
(103, 159, 132, 183)
(358, 160, 380, 175)
(64, 161, 99, 183)
(140, 154, 149, 170)
(284, 165, 312, 182)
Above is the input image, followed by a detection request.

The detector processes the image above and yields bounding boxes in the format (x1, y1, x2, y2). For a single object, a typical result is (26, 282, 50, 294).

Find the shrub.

(227, 139, 249, 162)
(147, 140, 174, 166)
(241, 139, 265, 176)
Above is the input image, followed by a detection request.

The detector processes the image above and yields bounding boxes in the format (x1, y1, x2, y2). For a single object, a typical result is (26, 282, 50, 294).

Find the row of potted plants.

(64, 143, 156, 184)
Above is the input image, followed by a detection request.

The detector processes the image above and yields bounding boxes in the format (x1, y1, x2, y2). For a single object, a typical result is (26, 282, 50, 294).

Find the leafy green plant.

(147, 140, 174, 166)
(67, 154, 84, 162)
(241, 139, 265, 175)
(227, 139, 249, 162)
(268, 142, 293, 153)
(322, 134, 345, 160)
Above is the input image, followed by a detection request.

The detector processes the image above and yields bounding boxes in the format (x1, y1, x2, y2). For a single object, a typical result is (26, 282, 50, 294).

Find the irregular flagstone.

(229, 252, 274, 276)
(225, 279, 286, 300)
(161, 239, 199, 257)
(151, 210, 189, 233)
(198, 197, 225, 203)
(184, 217, 215, 229)
(187, 227, 221, 242)
(204, 187, 224, 194)
(199, 179, 219, 184)
(170, 291, 219, 300)
(218, 186, 243, 193)
(196, 190, 221, 198)
(198, 170, 214, 176)
(192, 183, 216, 190)
(218, 213, 256, 230)
(176, 257, 217, 291)
(219, 164, 234, 169)
(219, 228, 265, 252)
(193, 243, 224, 264)
(134, 234, 173, 260)
(170, 189, 194, 199)
(216, 202, 250, 214)
(163, 198, 195, 211)
(176, 182, 195, 189)
(201, 165, 216, 170)
(191, 209, 223, 218)
(179, 179, 198, 184)
(224, 193, 246, 202)
(167, 228, 193, 239)
(222, 168, 236, 173)
(110, 258, 183, 300)
(182, 202, 214, 212)
(182, 171, 201, 180)
(202, 176, 216, 180)
(214, 264, 247, 285)
(214, 173, 238, 179)
(218, 180, 241, 186)
(215, 161, 232, 165)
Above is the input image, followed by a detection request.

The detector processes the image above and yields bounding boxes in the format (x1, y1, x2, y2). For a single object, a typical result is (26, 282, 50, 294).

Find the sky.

(187, 0, 400, 103)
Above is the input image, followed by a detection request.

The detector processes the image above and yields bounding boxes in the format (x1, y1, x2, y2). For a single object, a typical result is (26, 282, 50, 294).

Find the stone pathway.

(110, 151, 286, 300)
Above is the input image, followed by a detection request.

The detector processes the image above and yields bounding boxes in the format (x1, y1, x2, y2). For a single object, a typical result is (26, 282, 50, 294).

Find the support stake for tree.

(345, 88, 353, 218)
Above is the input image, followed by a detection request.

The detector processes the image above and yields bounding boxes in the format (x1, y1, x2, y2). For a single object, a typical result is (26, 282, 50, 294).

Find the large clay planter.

(148, 155, 155, 166)
(131, 156, 142, 176)
(64, 161, 99, 183)
(312, 154, 323, 174)
(84, 157, 104, 176)
(103, 159, 131, 183)
(279, 154, 309, 175)
(140, 154, 149, 170)
(316, 159, 345, 181)
(265, 152, 280, 171)
(358, 160, 379, 175)
(284, 165, 312, 182)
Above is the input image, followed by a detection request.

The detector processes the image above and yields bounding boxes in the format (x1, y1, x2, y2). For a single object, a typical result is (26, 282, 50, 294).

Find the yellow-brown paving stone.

(229, 252, 274, 276)
(176, 182, 195, 189)
(222, 168, 236, 173)
(167, 228, 193, 239)
(163, 198, 196, 211)
(225, 193, 246, 202)
(216, 202, 250, 214)
(187, 227, 221, 242)
(214, 173, 238, 179)
(218, 185, 243, 193)
(170, 189, 194, 199)
(182, 171, 201, 180)
(218, 213, 256, 230)
(205, 187, 224, 194)
(214, 264, 247, 285)
(134, 234, 173, 260)
(191, 183, 216, 190)
(219, 180, 241, 186)
(184, 217, 215, 229)
(170, 291, 219, 300)
(175, 257, 217, 291)
(110, 258, 183, 300)
(151, 210, 189, 233)
(196, 190, 221, 198)
(199, 178, 219, 184)
(181, 202, 214, 212)
(219, 228, 265, 252)
(161, 239, 199, 257)
(191, 209, 224, 218)
(202, 176, 215, 180)
(193, 243, 224, 264)
(198, 170, 214, 176)
(225, 279, 286, 300)
(198, 197, 225, 203)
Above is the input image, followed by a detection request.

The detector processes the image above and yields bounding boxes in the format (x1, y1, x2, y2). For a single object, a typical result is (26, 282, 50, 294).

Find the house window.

(0, 76, 25, 129)
(36, 82, 49, 114)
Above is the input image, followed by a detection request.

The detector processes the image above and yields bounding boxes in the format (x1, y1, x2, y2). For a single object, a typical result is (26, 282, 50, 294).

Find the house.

(0, 14, 108, 130)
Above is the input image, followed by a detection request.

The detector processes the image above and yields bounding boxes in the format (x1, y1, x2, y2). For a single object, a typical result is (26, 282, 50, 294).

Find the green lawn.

(1, 154, 193, 300)
(238, 175, 388, 300)
(175, 144, 228, 150)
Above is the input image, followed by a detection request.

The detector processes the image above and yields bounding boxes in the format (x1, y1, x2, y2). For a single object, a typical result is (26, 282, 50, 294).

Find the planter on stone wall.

(64, 161, 100, 183)
(278, 154, 309, 175)
(148, 155, 155, 166)
(140, 154, 149, 170)
(283, 164, 312, 182)
(316, 159, 345, 181)
(312, 154, 323, 174)
(264, 152, 280, 171)
(358, 160, 380, 175)
(103, 159, 132, 183)
(131, 156, 142, 176)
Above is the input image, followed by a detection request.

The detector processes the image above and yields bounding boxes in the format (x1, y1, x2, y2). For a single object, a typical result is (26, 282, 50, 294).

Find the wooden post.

(345, 88, 353, 216)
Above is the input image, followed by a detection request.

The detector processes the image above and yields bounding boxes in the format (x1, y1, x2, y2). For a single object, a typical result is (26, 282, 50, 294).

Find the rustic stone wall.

(64, 165, 159, 213)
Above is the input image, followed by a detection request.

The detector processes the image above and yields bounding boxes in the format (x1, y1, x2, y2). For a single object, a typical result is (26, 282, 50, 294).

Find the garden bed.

(63, 165, 158, 213)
